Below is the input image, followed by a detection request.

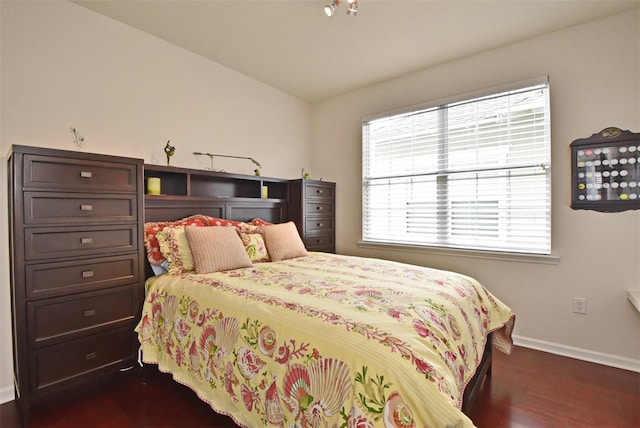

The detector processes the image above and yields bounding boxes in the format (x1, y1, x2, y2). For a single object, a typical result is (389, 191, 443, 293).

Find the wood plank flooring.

(1, 346, 638, 427)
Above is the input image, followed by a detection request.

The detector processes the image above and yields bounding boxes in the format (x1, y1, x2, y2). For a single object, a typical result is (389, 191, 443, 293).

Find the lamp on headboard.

(193, 152, 262, 175)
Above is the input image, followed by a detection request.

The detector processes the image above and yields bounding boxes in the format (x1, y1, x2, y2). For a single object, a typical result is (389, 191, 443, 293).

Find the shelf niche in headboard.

(143, 164, 289, 224)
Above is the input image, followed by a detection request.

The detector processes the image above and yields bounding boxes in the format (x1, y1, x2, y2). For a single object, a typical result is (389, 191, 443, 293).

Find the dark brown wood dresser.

(7, 145, 144, 421)
(289, 179, 336, 253)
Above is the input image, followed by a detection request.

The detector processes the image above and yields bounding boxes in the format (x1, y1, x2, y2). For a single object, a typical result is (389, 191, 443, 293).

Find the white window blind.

(362, 80, 551, 254)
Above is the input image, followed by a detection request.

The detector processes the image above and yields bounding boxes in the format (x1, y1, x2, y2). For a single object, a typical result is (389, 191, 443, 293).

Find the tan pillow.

(185, 226, 252, 274)
(260, 221, 308, 262)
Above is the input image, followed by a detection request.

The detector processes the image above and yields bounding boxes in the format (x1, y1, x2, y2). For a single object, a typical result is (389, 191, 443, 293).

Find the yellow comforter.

(136, 253, 514, 427)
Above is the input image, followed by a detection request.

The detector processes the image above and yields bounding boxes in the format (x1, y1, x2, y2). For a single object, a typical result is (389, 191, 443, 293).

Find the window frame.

(360, 77, 556, 262)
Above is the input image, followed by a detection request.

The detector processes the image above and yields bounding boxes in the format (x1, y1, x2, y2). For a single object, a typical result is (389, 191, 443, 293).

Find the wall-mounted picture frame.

(570, 127, 639, 212)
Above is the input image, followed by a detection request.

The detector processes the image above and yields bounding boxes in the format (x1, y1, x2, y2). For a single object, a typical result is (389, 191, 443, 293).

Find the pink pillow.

(185, 226, 252, 273)
(260, 221, 308, 262)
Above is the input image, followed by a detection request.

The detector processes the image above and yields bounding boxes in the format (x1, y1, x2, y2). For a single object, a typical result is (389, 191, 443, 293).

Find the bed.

(135, 210, 514, 428)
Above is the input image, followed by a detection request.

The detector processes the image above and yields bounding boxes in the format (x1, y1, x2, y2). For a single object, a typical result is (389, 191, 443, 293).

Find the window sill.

(356, 241, 560, 265)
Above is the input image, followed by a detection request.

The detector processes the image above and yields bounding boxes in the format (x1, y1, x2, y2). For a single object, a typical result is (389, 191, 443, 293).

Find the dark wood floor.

(1, 346, 638, 427)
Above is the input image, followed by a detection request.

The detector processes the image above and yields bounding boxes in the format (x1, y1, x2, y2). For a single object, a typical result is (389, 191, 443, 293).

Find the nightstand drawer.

(24, 192, 137, 225)
(305, 217, 334, 232)
(27, 286, 137, 347)
(23, 154, 138, 192)
(29, 328, 136, 395)
(25, 254, 139, 299)
(305, 202, 334, 216)
(25, 225, 138, 261)
(304, 233, 334, 250)
(305, 182, 334, 200)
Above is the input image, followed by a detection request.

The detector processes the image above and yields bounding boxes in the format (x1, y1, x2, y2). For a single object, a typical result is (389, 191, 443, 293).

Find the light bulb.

(324, 0, 340, 17)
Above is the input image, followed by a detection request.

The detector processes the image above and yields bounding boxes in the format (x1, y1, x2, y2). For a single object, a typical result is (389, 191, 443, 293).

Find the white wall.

(312, 10, 640, 369)
(0, 1, 312, 403)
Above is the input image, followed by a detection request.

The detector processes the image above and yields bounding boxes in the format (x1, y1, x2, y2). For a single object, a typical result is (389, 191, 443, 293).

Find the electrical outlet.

(573, 297, 587, 314)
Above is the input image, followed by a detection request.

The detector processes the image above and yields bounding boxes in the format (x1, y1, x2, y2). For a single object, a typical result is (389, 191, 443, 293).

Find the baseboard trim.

(513, 334, 640, 373)
(0, 385, 15, 405)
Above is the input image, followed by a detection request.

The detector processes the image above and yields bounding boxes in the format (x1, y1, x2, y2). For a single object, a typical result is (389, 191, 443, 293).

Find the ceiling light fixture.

(324, 0, 358, 17)
(324, 0, 340, 17)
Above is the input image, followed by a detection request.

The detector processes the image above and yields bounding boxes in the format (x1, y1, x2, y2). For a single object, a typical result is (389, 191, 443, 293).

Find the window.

(362, 79, 551, 255)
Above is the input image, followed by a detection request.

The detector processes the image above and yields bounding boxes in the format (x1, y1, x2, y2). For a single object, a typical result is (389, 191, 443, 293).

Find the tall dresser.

(288, 179, 336, 253)
(7, 145, 144, 419)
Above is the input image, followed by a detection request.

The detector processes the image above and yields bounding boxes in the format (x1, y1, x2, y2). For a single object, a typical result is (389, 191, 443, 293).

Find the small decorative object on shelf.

(70, 127, 84, 151)
(164, 140, 175, 165)
(570, 127, 639, 212)
(147, 177, 161, 195)
(301, 168, 310, 179)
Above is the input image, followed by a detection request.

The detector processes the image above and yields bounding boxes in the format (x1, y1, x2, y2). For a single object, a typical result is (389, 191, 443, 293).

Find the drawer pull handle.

(83, 309, 96, 317)
(82, 270, 94, 278)
(317, 206, 323, 210)
(316, 189, 323, 194)
(317, 223, 323, 227)
(80, 171, 93, 178)
(81, 237, 93, 244)
(80, 204, 93, 211)
(85, 352, 96, 360)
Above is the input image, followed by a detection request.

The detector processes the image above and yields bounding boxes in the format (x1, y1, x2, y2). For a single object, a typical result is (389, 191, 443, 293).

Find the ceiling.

(72, 0, 639, 104)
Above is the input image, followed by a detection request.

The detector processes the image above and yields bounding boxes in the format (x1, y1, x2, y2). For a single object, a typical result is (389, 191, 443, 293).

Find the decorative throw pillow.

(144, 214, 208, 265)
(259, 221, 308, 262)
(204, 216, 244, 229)
(236, 222, 270, 262)
(185, 226, 253, 274)
(156, 227, 195, 274)
(251, 218, 273, 227)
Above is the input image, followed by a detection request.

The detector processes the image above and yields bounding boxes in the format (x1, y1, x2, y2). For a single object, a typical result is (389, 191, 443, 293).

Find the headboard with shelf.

(143, 164, 289, 223)
(144, 164, 289, 200)
(142, 164, 336, 278)
(143, 164, 291, 279)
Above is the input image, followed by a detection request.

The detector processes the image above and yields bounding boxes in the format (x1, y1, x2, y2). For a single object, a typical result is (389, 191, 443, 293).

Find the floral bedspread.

(136, 253, 514, 428)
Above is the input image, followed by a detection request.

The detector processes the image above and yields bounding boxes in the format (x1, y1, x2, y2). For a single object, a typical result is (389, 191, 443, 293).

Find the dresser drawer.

(304, 233, 334, 250)
(23, 154, 138, 192)
(25, 254, 139, 299)
(305, 217, 334, 233)
(27, 286, 137, 347)
(24, 192, 137, 225)
(25, 225, 138, 261)
(305, 201, 334, 216)
(29, 327, 136, 395)
(305, 182, 334, 200)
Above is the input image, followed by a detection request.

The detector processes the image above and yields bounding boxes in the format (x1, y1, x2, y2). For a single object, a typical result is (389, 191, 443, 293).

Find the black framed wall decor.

(570, 127, 640, 212)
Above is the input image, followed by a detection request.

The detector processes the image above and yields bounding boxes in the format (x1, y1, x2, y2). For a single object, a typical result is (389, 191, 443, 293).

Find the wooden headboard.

(143, 164, 290, 277)
(143, 163, 289, 223)
(144, 198, 288, 224)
